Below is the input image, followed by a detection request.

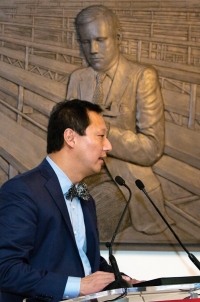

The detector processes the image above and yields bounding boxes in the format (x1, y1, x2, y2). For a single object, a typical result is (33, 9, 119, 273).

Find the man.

(0, 100, 132, 302)
(67, 5, 174, 237)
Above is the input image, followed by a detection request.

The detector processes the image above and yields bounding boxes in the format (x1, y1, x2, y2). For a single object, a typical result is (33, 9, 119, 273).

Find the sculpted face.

(78, 17, 121, 71)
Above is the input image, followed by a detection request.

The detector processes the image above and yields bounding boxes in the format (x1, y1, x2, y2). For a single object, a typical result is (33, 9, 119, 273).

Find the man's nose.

(104, 137, 112, 152)
(90, 40, 98, 53)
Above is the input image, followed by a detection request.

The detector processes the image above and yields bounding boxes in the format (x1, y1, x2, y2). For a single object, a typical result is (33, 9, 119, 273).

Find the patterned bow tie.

(65, 183, 90, 201)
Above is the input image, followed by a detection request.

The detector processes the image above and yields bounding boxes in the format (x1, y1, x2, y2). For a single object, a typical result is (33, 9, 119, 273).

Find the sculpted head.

(75, 5, 122, 72)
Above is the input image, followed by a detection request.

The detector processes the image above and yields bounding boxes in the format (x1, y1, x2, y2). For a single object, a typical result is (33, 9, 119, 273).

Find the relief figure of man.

(67, 5, 174, 240)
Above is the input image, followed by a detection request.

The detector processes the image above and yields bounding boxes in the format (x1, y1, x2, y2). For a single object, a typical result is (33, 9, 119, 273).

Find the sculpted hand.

(79, 271, 115, 296)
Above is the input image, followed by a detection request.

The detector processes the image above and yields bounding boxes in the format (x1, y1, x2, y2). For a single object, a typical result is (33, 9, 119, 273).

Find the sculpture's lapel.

(79, 67, 95, 102)
(107, 54, 133, 107)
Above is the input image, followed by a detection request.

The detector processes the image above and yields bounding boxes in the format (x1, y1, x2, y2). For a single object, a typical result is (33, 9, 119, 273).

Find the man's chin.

(85, 167, 102, 178)
(93, 164, 103, 174)
(89, 63, 105, 72)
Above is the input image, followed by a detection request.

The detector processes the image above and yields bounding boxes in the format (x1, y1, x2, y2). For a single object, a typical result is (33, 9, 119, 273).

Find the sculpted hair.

(75, 5, 121, 37)
(47, 99, 103, 154)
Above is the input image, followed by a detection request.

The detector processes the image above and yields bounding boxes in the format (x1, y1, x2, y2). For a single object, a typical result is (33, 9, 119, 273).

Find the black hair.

(47, 99, 103, 153)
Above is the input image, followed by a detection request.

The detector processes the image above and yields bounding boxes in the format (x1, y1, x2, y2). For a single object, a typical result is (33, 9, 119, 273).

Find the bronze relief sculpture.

(67, 5, 174, 241)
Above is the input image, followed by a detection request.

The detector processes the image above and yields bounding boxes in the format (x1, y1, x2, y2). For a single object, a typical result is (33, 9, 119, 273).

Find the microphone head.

(115, 176, 125, 186)
(135, 179, 145, 190)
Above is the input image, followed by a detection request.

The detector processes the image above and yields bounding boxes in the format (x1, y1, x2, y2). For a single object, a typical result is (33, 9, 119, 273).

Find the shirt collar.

(105, 59, 118, 80)
(46, 156, 72, 195)
(93, 57, 119, 80)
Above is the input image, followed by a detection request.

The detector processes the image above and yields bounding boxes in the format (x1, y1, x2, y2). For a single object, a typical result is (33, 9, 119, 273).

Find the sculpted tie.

(93, 72, 106, 105)
(65, 183, 90, 201)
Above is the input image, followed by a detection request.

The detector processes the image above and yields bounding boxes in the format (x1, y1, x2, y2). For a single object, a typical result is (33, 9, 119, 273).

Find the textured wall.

(0, 0, 200, 248)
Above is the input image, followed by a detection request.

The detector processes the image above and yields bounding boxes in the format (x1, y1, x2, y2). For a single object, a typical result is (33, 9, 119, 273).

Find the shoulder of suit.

(16, 159, 53, 183)
(120, 54, 157, 74)
(70, 66, 94, 78)
(0, 163, 41, 191)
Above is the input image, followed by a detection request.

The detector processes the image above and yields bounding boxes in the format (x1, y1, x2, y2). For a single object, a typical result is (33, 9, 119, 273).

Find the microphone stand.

(135, 179, 200, 271)
(104, 176, 132, 290)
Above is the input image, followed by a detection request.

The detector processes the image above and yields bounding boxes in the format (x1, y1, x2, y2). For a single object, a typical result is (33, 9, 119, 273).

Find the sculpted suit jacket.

(0, 159, 113, 302)
(67, 54, 170, 234)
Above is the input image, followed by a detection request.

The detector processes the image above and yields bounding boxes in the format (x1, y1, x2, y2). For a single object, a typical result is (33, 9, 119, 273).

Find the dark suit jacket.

(0, 159, 112, 302)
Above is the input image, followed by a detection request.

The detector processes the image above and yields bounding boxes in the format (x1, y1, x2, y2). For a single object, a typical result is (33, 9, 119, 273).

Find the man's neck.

(48, 152, 81, 184)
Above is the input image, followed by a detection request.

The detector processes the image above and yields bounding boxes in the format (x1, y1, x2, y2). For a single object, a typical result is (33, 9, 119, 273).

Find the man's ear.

(63, 128, 75, 148)
(116, 29, 122, 44)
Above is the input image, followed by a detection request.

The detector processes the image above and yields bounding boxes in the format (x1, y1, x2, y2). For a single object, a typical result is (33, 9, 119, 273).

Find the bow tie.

(65, 183, 90, 201)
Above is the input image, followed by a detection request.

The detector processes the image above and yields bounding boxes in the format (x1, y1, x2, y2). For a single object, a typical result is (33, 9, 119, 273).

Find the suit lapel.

(107, 54, 133, 107)
(40, 160, 75, 241)
(39, 160, 99, 271)
(81, 198, 99, 272)
(79, 67, 95, 102)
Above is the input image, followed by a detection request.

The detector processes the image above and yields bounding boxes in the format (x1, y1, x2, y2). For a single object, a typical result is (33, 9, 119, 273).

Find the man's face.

(78, 17, 120, 71)
(74, 111, 112, 178)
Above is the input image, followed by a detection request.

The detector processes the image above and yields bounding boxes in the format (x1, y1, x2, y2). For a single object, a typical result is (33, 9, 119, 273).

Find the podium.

(61, 279, 200, 302)
(22, 278, 200, 302)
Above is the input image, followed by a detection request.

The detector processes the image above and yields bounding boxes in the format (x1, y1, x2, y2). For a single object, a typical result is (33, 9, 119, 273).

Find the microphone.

(104, 176, 132, 290)
(135, 179, 200, 271)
